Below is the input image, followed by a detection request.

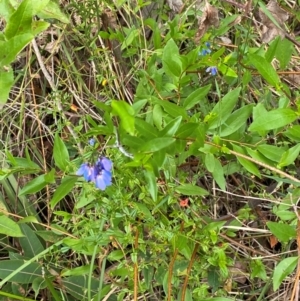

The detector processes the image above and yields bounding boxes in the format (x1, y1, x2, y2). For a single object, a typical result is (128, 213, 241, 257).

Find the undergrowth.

(1, 0, 300, 300)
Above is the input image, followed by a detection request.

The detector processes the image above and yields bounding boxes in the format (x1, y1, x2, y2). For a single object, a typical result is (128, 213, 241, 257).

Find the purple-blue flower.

(206, 66, 218, 76)
(100, 157, 112, 171)
(89, 138, 96, 146)
(199, 48, 211, 56)
(76, 163, 91, 181)
(199, 42, 212, 56)
(95, 170, 112, 190)
(77, 157, 112, 190)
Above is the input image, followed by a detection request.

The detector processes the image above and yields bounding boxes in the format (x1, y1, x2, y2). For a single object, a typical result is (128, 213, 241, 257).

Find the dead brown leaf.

(167, 0, 183, 13)
(268, 235, 279, 248)
(258, 0, 288, 43)
(195, 1, 219, 44)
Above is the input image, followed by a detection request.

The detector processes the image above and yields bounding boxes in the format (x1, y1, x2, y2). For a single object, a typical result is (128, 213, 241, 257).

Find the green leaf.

(0, 260, 43, 283)
(19, 224, 44, 257)
(218, 64, 237, 78)
(144, 171, 157, 202)
(257, 144, 286, 163)
(19, 171, 55, 196)
(219, 104, 253, 137)
(153, 98, 188, 119)
(0, 34, 34, 66)
(5, 0, 34, 38)
(0, 216, 23, 237)
(37, 0, 70, 23)
(159, 116, 182, 137)
(212, 158, 226, 190)
(50, 176, 78, 209)
(205, 153, 215, 173)
(273, 208, 295, 221)
(133, 202, 153, 220)
(283, 125, 300, 143)
(0, 67, 13, 105)
(248, 53, 280, 87)
(246, 148, 274, 166)
(249, 108, 297, 132)
(162, 39, 182, 77)
(175, 184, 209, 196)
(31, 20, 49, 36)
(123, 135, 145, 150)
(265, 37, 280, 62)
(250, 259, 267, 280)
(18, 216, 39, 224)
(139, 137, 175, 153)
(0, 0, 15, 21)
(152, 150, 166, 169)
(267, 221, 296, 242)
(208, 87, 241, 129)
(232, 144, 261, 178)
(53, 133, 69, 171)
(273, 257, 298, 291)
(62, 275, 103, 300)
(8, 156, 40, 170)
(278, 143, 300, 168)
(183, 85, 211, 110)
(135, 118, 158, 139)
(152, 104, 163, 130)
(35, 230, 62, 243)
(176, 123, 199, 138)
(275, 38, 293, 69)
(75, 192, 96, 209)
(61, 265, 94, 277)
(111, 100, 135, 135)
(121, 28, 139, 50)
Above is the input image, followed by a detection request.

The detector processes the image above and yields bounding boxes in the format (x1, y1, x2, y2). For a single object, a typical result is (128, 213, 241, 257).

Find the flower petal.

(211, 66, 218, 76)
(101, 157, 112, 171)
(95, 174, 106, 190)
(76, 163, 88, 176)
(102, 170, 112, 186)
(89, 138, 96, 146)
(89, 166, 97, 182)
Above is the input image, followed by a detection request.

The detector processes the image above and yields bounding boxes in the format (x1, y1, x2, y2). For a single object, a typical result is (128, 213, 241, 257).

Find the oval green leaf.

(50, 176, 78, 209)
(249, 108, 297, 132)
(0, 215, 23, 237)
(175, 184, 208, 196)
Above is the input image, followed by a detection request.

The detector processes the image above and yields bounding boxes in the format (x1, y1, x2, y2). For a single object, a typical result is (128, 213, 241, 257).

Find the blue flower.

(77, 157, 112, 190)
(205, 42, 211, 48)
(199, 48, 211, 56)
(206, 66, 218, 76)
(89, 138, 96, 146)
(76, 163, 91, 181)
(100, 157, 112, 171)
(95, 170, 112, 190)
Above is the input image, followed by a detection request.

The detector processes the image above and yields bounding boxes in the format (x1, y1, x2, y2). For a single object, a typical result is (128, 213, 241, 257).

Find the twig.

(181, 243, 199, 301)
(168, 221, 184, 301)
(290, 219, 300, 300)
(167, 248, 178, 301)
(134, 227, 139, 301)
(31, 38, 83, 154)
